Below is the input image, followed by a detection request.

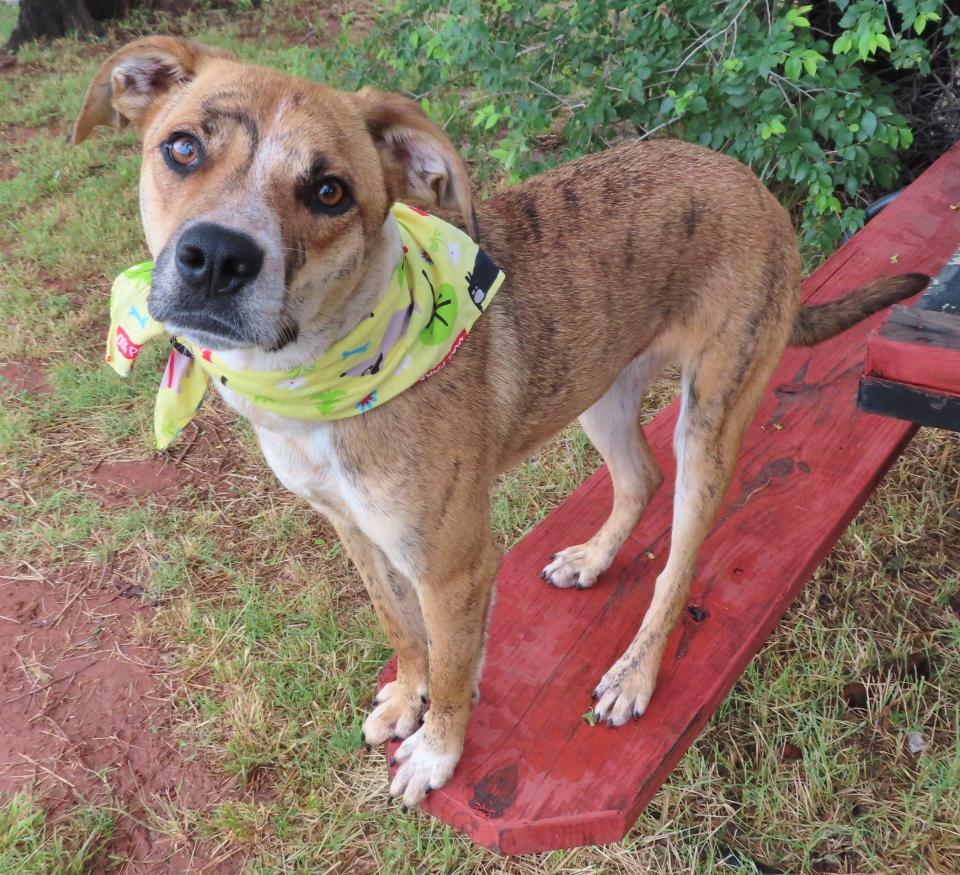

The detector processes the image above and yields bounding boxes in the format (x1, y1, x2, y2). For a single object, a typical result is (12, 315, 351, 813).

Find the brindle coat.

(74, 38, 927, 808)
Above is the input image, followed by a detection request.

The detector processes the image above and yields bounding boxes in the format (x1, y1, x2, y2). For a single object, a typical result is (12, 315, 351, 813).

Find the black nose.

(175, 223, 264, 296)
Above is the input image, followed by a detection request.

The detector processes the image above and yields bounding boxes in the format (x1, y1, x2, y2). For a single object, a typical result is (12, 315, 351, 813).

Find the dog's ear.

(354, 88, 477, 239)
(72, 37, 232, 144)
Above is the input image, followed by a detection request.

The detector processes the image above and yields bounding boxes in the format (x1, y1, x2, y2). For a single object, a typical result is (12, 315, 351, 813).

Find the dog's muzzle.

(149, 221, 276, 348)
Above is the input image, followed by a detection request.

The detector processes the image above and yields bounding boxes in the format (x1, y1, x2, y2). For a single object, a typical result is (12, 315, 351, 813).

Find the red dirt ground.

(2, 416, 250, 872)
(0, 360, 49, 394)
(88, 458, 193, 509)
(0, 562, 242, 873)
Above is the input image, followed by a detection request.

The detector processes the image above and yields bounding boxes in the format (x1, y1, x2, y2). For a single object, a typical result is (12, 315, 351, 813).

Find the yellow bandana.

(106, 203, 504, 449)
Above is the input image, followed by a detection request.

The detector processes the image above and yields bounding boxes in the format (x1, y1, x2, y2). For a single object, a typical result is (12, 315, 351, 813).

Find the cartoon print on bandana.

(418, 271, 458, 346)
(164, 346, 193, 393)
(465, 250, 501, 311)
(311, 388, 348, 414)
(356, 390, 378, 412)
(341, 301, 416, 377)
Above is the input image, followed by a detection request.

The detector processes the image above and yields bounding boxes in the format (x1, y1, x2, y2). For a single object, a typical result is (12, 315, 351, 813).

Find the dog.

(73, 37, 927, 809)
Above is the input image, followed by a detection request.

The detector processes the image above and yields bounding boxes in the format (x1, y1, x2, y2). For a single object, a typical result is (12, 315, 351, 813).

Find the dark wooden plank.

(858, 376, 960, 432)
(380, 141, 960, 854)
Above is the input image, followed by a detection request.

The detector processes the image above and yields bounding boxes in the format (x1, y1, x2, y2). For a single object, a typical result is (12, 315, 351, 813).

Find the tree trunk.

(5, 0, 99, 50)
(4, 0, 239, 52)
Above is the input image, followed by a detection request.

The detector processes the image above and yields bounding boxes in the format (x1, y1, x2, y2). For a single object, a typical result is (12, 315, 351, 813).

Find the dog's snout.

(175, 223, 264, 296)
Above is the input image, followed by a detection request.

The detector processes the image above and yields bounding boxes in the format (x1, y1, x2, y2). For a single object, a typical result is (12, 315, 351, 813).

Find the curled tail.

(790, 272, 929, 346)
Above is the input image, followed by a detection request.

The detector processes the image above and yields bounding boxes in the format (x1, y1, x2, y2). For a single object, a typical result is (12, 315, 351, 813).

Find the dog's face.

(74, 37, 475, 352)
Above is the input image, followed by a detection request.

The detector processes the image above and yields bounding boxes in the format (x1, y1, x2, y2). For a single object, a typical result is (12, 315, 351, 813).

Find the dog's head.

(74, 37, 475, 353)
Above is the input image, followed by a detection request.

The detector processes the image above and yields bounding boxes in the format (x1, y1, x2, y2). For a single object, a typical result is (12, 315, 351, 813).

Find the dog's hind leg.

(592, 331, 783, 725)
(542, 351, 668, 590)
(333, 520, 430, 746)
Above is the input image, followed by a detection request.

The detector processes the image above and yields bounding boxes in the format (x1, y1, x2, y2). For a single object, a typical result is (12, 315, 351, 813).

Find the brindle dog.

(74, 37, 927, 808)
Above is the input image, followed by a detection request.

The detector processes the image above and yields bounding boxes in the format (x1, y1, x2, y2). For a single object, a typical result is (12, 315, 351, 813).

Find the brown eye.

(165, 134, 202, 171)
(315, 178, 344, 208)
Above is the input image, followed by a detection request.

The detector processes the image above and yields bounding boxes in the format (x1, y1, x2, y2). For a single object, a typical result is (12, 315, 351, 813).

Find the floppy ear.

(354, 88, 477, 239)
(72, 37, 233, 144)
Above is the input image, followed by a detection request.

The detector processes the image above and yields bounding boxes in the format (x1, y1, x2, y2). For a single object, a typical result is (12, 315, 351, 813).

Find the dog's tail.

(789, 272, 929, 346)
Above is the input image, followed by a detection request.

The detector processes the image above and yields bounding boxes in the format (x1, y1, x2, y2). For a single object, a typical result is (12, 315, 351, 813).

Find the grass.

(1, 2, 958, 872)
(0, 793, 115, 875)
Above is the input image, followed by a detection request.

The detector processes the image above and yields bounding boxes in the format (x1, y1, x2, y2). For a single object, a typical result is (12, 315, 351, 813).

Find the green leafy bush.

(315, 0, 959, 259)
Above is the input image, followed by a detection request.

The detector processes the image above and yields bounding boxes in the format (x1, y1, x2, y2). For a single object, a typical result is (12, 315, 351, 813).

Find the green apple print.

(419, 280, 458, 345)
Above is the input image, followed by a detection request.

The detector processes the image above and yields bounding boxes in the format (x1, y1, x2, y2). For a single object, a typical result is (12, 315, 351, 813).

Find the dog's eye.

(315, 178, 345, 209)
(296, 169, 353, 216)
(164, 134, 202, 172)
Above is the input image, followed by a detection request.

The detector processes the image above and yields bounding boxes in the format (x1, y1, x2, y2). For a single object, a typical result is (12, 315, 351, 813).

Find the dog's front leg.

(389, 533, 501, 809)
(332, 520, 430, 746)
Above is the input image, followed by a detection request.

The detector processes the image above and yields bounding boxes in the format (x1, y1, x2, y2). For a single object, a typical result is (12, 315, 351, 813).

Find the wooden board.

(857, 229, 960, 431)
(864, 306, 960, 396)
(381, 141, 960, 855)
(859, 254, 960, 429)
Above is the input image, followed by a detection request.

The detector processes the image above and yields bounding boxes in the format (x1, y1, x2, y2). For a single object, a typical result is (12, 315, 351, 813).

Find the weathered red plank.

(864, 306, 960, 396)
(381, 142, 960, 854)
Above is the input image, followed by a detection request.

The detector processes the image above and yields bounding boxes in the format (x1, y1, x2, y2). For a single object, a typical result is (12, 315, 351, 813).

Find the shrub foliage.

(317, 1, 959, 257)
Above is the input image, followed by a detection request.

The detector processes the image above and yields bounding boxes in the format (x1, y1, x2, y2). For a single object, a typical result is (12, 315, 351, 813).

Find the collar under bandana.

(106, 203, 505, 449)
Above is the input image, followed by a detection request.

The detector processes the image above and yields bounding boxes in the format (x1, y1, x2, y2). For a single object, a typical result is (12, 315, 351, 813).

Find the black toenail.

(390, 756, 397, 766)
(390, 734, 400, 741)
(540, 570, 547, 581)
(425, 786, 433, 796)
(401, 804, 408, 813)
(575, 582, 584, 590)
(551, 553, 557, 560)
(607, 718, 613, 727)
(360, 731, 367, 744)
(591, 691, 599, 701)
(633, 710, 641, 721)
(364, 743, 372, 752)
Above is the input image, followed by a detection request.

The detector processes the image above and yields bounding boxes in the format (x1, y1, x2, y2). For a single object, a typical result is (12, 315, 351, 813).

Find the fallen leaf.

(950, 203, 960, 211)
(644, 551, 655, 560)
(582, 709, 598, 727)
(842, 681, 868, 711)
(906, 730, 927, 754)
(890, 253, 899, 264)
(780, 742, 802, 761)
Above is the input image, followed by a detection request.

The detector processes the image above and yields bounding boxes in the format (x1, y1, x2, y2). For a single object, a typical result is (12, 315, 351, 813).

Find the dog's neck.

(215, 214, 402, 374)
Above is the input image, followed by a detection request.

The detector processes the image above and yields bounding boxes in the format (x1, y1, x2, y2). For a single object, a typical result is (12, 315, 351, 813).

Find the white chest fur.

(220, 387, 412, 579)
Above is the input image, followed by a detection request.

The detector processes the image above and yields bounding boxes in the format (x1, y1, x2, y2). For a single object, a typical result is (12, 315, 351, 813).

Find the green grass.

(0, 3, 958, 872)
(0, 793, 115, 875)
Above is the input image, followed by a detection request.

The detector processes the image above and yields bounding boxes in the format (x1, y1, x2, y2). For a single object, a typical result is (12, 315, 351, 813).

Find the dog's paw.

(388, 725, 460, 809)
(592, 649, 657, 726)
(363, 680, 425, 747)
(541, 542, 610, 590)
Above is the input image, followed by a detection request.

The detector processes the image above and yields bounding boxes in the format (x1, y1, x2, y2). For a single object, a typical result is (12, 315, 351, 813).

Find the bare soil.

(88, 458, 193, 509)
(0, 359, 49, 394)
(0, 562, 242, 873)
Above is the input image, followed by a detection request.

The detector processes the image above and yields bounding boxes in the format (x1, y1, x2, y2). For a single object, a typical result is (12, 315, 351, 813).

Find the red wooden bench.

(381, 141, 960, 854)
(860, 241, 960, 429)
